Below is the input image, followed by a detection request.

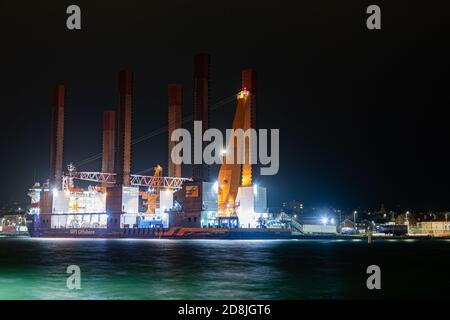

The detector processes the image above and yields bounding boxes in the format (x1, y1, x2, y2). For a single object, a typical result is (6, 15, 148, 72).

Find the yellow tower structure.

(241, 69, 256, 187)
(140, 165, 163, 214)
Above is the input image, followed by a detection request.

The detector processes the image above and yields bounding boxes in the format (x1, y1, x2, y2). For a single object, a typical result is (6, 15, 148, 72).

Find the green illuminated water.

(0, 238, 449, 299)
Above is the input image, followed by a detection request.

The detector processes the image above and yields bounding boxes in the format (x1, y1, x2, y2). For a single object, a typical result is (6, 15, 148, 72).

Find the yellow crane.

(140, 165, 163, 214)
(217, 89, 253, 220)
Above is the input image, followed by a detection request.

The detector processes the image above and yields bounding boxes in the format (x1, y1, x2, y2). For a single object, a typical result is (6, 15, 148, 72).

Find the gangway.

(280, 213, 304, 234)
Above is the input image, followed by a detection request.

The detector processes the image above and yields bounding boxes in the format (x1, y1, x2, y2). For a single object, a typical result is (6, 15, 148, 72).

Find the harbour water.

(0, 238, 449, 299)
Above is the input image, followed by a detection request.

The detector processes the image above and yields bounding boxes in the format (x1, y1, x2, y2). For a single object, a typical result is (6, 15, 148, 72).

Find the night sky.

(1, 0, 449, 210)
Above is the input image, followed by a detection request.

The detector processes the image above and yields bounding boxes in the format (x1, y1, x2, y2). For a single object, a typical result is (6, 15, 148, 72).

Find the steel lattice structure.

(68, 172, 116, 185)
(130, 174, 188, 189)
(66, 172, 190, 190)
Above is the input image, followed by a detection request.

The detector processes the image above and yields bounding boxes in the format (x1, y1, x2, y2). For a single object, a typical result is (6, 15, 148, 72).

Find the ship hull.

(25, 215, 292, 239)
(26, 227, 292, 240)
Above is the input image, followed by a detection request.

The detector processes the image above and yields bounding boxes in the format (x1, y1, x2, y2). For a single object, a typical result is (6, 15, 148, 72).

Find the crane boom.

(217, 89, 253, 218)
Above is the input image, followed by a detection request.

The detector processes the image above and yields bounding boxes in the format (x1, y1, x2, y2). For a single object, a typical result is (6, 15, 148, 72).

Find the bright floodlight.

(237, 90, 250, 99)
(253, 184, 258, 196)
(52, 188, 58, 196)
(321, 217, 328, 225)
(213, 181, 219, 193)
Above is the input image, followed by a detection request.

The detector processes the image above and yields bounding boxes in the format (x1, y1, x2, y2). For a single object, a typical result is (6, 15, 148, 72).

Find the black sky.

(1, 0, 449, 210)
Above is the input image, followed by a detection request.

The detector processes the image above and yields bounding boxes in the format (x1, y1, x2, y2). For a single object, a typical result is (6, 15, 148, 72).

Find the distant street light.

(353, 211, 357, 230)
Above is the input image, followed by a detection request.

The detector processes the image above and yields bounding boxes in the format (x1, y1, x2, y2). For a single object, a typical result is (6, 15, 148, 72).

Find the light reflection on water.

(0, 238, 449, 299)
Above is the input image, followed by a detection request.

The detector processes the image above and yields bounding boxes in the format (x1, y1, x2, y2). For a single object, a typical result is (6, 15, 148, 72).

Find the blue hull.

(26, 228, 292, 239)
(26, 214, 292, 239)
